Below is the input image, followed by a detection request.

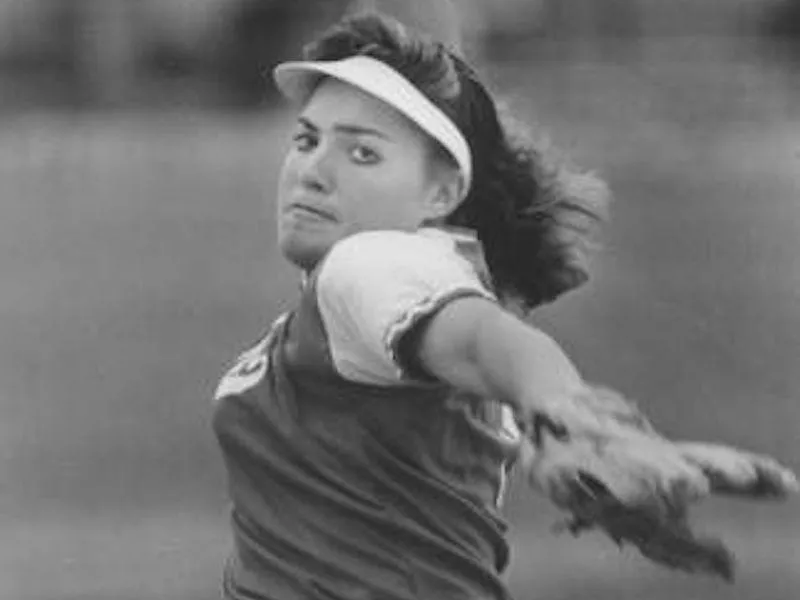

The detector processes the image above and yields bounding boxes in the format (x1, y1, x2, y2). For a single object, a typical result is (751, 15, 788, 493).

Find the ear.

(423, 172, 465, 221)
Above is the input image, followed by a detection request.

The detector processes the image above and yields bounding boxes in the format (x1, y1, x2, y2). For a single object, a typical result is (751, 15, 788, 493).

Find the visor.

(273, 55, 472, 196)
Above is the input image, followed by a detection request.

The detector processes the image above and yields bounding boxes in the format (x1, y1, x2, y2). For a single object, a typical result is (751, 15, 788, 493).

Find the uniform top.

(213, 227, 523, 600)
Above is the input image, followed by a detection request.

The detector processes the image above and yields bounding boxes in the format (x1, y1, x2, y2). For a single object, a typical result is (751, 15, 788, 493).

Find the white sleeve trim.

(383, 285, 493, 380)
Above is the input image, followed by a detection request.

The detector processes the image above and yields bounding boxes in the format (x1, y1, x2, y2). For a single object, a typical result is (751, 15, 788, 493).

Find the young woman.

(212, 12, 608, 600)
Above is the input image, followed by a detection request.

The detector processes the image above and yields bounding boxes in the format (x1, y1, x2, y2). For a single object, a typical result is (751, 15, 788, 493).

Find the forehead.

(300, 78, 430, 143)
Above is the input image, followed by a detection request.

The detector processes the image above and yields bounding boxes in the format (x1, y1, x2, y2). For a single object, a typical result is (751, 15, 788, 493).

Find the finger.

(678, 442, 799, 499)
(531, 411, 569, 448)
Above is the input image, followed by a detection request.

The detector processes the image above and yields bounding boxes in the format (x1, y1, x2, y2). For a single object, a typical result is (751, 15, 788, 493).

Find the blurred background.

(2, 0, 799, 598)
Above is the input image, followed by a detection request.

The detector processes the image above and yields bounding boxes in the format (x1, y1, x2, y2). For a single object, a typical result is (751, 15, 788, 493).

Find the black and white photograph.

(4, 1, 799, 599)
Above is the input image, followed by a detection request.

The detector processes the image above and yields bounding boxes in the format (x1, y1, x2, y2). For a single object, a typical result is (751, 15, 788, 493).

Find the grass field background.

(3, 47, 799, 598)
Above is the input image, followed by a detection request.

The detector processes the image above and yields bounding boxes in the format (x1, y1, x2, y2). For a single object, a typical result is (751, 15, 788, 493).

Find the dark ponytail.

(303, 12, 610, 310)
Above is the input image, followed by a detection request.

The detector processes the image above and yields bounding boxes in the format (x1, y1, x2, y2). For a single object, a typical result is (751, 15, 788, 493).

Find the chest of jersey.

(212, 292, 517, 599)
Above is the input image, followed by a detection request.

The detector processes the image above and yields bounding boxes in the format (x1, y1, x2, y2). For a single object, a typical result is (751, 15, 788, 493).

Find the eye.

(349, 144, 381, 165)
(292, 131, 317, 153)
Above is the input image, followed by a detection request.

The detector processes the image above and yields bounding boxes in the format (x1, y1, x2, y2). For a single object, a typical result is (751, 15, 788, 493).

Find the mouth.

(287, 202, 338, 222)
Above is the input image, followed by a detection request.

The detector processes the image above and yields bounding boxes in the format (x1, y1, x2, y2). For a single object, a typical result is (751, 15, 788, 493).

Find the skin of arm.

(415, 296, 586, 423)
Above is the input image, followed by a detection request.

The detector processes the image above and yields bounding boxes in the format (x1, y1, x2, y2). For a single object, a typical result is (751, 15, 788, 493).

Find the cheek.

(276, 155, 298, 210)
(341, 169, 428, 229)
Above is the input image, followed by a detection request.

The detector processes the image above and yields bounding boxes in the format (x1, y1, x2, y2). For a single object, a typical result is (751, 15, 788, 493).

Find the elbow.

(473, 310, 585, 408)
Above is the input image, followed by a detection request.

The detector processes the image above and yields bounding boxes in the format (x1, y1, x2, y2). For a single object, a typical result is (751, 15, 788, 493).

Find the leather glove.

(520, 386, 798, 581)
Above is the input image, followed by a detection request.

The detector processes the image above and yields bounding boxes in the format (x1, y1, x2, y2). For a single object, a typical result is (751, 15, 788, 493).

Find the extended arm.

(415, 295, 585, 422)
(316, 229, 584, 412)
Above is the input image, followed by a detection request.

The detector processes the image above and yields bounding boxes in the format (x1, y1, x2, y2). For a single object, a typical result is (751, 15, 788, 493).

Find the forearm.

(472, 306, 584, 413)
(418, 296, 585, 417)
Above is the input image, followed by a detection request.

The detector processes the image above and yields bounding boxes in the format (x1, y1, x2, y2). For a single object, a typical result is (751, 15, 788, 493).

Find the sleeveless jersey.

(212, 229, 522, 600)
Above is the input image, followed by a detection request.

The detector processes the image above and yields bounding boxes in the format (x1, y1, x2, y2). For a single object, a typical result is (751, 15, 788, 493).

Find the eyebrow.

(297, 116, 392, 141)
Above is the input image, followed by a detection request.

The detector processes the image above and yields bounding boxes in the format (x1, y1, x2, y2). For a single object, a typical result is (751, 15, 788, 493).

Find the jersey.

(212, 228, 523, 600)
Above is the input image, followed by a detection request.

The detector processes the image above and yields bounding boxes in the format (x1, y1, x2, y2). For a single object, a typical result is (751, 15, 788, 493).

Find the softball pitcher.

(212, 10, 608, 600)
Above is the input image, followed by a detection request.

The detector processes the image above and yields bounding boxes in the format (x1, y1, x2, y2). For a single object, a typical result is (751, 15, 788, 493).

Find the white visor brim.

(273, 55, 472, 196)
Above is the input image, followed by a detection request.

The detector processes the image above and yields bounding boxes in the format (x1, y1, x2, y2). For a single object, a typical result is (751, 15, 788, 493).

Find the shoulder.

(324, 229, 450, 266)
(309, 229, 495, 386)
(318, 228, 489, 292)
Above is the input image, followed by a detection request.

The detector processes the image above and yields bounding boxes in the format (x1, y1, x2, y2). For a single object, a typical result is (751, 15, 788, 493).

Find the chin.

(278, 233, 333, 272)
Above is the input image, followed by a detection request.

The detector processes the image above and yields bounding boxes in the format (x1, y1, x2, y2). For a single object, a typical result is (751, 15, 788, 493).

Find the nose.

(298, 144, 334, 195)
